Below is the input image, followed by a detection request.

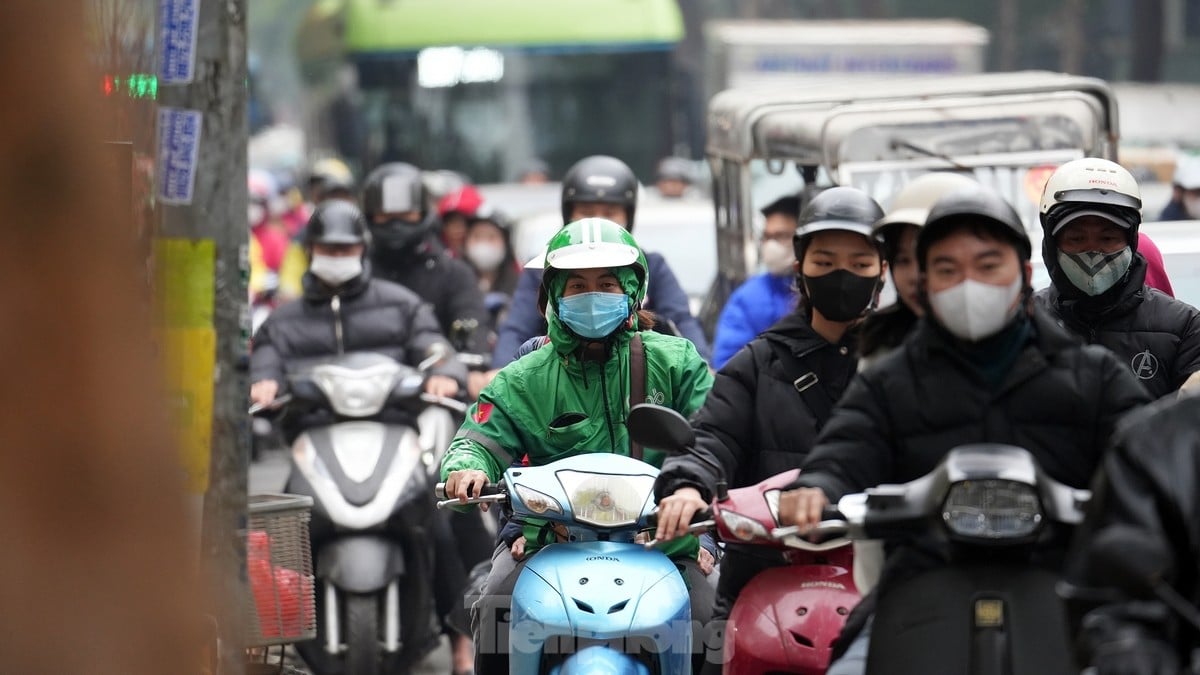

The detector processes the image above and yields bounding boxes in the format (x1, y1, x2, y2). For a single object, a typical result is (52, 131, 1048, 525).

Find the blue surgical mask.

(556, 292, 631, 339)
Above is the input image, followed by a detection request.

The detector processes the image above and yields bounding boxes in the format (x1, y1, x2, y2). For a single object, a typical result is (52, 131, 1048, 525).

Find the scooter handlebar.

(434, 481, 502, 500)
(420, 392, 469, 414)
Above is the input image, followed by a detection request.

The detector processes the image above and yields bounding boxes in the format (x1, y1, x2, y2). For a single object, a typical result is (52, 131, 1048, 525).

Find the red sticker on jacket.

(474, 402, 494, 424)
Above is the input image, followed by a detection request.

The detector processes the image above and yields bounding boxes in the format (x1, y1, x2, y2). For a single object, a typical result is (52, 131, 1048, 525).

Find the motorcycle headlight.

(514, 484, 563, 515)
(942, 480, 1042, 540)
(556, 470, 656, 528)
(719, 509, 768, 542)
(312, 363, 399, 417)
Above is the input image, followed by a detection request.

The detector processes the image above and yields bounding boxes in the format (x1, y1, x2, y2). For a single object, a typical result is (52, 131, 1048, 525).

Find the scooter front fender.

(726, 561, 859, 675)
(316, 535, 405, 594)
(511, 541, 692, 675)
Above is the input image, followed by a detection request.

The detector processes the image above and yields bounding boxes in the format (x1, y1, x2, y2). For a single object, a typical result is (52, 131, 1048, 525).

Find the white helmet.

(1174, 155, 1200, 191)
(1039, 158, 1142, 236)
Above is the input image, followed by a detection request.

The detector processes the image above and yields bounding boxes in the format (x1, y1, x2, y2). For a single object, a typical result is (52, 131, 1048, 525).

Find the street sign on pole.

(159, 0, 200, 84)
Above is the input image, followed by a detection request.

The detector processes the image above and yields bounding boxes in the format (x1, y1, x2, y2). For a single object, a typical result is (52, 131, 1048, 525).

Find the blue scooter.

(438, 453, 694, 675)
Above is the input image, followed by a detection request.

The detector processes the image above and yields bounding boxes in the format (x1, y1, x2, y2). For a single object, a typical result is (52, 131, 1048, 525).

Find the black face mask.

(371, 218, 428, 252)
(801, 269, 881, 322)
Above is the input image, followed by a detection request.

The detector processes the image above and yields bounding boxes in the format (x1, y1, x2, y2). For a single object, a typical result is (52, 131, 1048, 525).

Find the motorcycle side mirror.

(1088, 525, 1174, 600)
(627, 403, 695, 452)
(417, 343, 451, 372)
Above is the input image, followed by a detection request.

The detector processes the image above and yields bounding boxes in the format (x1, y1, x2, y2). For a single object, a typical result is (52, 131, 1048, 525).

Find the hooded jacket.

(250, 267, 467, 439)
(441, 275, 713, 557)
(1034, 252, 1200, 399)
(492, 252, 712, 367)
(371, 234, 492, 354)
(711, 272, 798, 369)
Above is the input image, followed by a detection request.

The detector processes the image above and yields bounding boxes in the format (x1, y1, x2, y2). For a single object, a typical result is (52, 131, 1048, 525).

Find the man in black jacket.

(360, 162, 492, 356)
(248, 200, 477, 674)
(249, 200, 465, 428)
(1065, 393, 1200, 674)
(1034, 157, 1200, 399)
(756, 187, 1149, 674)
(652, 187, 887, 673)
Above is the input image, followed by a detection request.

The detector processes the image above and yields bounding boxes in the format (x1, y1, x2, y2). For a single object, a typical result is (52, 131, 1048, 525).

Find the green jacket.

(441, 329, 713, 557)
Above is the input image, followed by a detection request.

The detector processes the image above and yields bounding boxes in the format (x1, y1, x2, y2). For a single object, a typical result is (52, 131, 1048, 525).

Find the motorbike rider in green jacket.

(441, 217, 715, 675)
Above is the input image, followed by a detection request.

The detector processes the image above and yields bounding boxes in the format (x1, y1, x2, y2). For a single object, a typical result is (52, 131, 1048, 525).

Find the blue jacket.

(1160, 199, 1190, 221)
(712, 272, 797, 370)
(492, 251, 712, 367)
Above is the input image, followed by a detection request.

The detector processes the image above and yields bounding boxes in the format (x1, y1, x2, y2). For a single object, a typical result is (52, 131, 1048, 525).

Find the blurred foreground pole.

(0, 2, 198, 673)
(156, 0, 250, 674)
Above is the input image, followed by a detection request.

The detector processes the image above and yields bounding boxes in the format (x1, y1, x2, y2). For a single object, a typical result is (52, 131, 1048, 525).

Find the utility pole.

(156, 1, 249, 674)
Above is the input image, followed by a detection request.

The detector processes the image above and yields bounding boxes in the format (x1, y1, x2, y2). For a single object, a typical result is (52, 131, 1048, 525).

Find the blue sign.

(158, 107, 203, 205)
(159, 0, 200, 84)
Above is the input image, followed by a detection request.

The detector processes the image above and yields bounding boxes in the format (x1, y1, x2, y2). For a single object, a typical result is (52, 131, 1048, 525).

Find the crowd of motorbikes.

(249, 341, 1192, 675)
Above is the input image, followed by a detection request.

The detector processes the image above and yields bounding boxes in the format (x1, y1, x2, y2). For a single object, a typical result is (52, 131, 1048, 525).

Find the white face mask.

(309, 254, 363, 286)
(466, 241, 506, 272)
(929, 274, 1024, 342)
(760, 238, 795, 276)
(1185, 195, 1200, 220)
(248, 203, 266, 227)
(1057, 247, 1132, 297)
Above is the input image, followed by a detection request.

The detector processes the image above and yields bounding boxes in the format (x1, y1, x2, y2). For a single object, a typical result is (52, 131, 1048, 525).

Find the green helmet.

(533, 218, 649, 313)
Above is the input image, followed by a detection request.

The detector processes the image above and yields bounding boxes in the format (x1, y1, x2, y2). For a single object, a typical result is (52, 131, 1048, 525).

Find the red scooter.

(715, 468, 859, 675)
(631, 404, 859, 675)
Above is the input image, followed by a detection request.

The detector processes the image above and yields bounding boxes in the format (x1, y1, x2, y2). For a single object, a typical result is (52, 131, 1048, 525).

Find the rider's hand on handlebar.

(468, 369, 499, 400)
(779, 488, 829, 531)
(654, 487, 707, 542)
(425, 375, 460, 399)
(250, 379, 279, 407)
(445, 469, 492, 511)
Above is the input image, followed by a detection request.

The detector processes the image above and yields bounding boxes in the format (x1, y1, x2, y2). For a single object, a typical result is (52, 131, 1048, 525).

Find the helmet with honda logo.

(1039, 157, 1143, 238)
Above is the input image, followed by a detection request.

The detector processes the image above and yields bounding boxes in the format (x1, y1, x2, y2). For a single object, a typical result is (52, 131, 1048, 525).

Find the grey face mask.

(1057, 247, 1133, 297)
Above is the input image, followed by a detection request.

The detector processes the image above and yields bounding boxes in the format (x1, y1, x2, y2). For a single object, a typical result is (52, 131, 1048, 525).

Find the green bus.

(302, 0, 686, 183)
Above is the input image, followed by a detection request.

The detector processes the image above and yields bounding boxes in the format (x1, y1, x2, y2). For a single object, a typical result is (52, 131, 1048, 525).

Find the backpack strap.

(763, 338, 835, 432)
(629, 332, 647, 460)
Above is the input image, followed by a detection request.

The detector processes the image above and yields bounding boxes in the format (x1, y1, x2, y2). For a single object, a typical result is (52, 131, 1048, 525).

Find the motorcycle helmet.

(918, 187, 1031, 270)
(1039, 157, 1142, 241)
(793, 186, 885, 261)
(303, 200, 370, 249)
(560, 156, 639, 230)
(360, 162, 436, 251)
(655, 156, 693, 184)
(533, 218, 648, 315)
(872, 172, 979, 242)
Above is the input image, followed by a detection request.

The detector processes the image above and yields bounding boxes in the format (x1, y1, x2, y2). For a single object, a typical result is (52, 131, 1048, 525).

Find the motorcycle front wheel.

(344, 594, 381, 675)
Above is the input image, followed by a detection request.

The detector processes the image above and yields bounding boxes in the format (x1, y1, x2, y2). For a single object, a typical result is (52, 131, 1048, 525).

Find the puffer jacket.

(711, 272, 797, 369)
(792, 307, 1150, 596)
(655, 310, 857, 502)
(250, 268, 466, 438)
(371, 235, 492, 354)
(1034, 254, 1200, 399)
(1066, 393, 1200, 668)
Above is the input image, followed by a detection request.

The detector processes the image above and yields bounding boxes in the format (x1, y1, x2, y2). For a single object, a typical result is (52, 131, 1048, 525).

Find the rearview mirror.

(627, 403, 695, 452)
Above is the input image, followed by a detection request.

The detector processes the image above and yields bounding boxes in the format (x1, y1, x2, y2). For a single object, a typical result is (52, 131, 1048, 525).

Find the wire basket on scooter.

(244, 493, 317, 647)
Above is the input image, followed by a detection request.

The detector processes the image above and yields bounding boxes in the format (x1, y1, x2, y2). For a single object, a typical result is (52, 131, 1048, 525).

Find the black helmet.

(656, 156, 693, 183)
(560, 155, 639, 229)
(304, 200, 370, 248)
(792, 186, 884, 260)
(360, 162, 436, 252)
(918, 187, 1030, 270)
